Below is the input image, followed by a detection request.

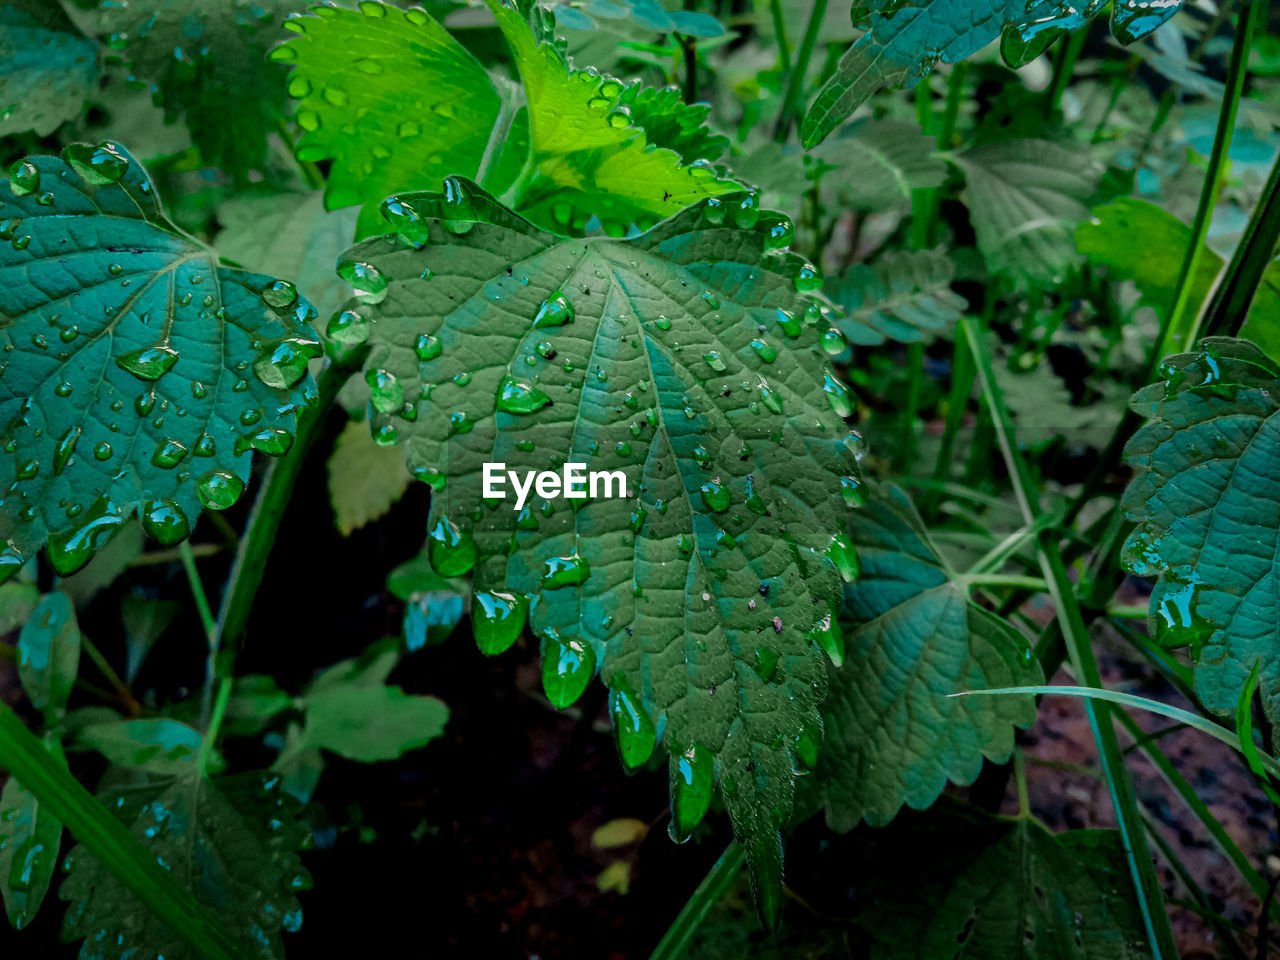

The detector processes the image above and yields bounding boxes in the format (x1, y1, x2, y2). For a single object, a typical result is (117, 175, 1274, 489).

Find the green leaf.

(327, 419, 412, 536)
(74, 718, 220, 776)
(0, 141, 323, 578)
(17, 591, 80, 724)
(1076, 197, 1280, 360)
(219, 675, 294, 737)
(819, 485, 1040, 829)
(72, 1, 295, 180)
(483, 0, 737, 234)
(387, 551, 468, 650)
(799, 1, 1181, 147)
(0, 580, 39, 634)
(854, 802, 1155, 959)
(59, 770, 310, 960)
(810, 118, 947, 211)
(271, 2, 504, 238)
(300, 684, 449, 762)
(829, 249, 965, 345)
(1121, 337, 1280, 719)
(0, 737, 65, 931)
(217, 191, 360, 321)
(615, 83, 729, 163)
(337, 176, 859, 907)
(954, 139, 1099, 290)
(0, 0, 98, 137)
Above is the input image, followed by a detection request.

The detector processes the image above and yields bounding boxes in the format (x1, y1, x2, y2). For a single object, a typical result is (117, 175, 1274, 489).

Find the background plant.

(0, 0, 1278, 957)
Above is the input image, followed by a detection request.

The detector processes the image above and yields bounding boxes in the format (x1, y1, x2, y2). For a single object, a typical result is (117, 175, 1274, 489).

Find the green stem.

(649, 842, 745, 960)
(769, 0, 792, 76)
(0, 707, 251, 960)
(1014, 748, 1030, 818)
(196, 675, 233, 779)
(772, 0, 827, 142)
(956, 573, 1048, 591)
(1199, 141, 1280, 339)
(1046, 25, 1087, 113)
(925, 329, 974, 519)
(80, 635, 139, 716)
(963, 316, 1180, 960)
(680, 35, 698, 104)
(1161, 0, 1258, 358)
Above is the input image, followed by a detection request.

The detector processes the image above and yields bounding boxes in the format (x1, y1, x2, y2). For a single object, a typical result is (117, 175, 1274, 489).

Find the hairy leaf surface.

(811, 118, 947, 211)
(855, 803, 1154, 959)
(830, 249, 965, 345)
(0, 142, 322, 577)
(72, 1, 294, 180)
(955, 139, 1099, 289)
(1121, 337, 1280, 719)
(819, 485, 1039, 829)
(60, 771, 310, 960)
(0, 0, 98, 137)
(327, 419, 412, 536)
(272, 2, 504, 237)
(801, 0, 1182, 147)
(336, 177, 860, 902)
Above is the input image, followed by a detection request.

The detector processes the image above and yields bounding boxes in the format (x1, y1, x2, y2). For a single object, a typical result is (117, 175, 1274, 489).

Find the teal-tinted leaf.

(819, 485, 1040, 829)
(954, 139, 1099, 290)
(327, 419, 411, 536)
(56, 518, 144, 608)
(340, 176, 859, 902)
(810, 118, 947, 211)
(217, 191, 360, 322)
(0, 580, 39, 634)
(0, 737, 65, 931)
(830, 249, 965, 345)
(1121, 337, 1280, 718)
(669, 10, 726, 38)
(0, 142, 322, 577)
(271, 722, 325, 803)
(301, 685, 449, 762)
(60, 770, 310, 960)
(0, 0, 98, 137)
(119, 588, 178, 684)
(74, 718, 219, 775)
(72, 1, 295, 181)
(800, 0, 1176, 147)
(387, 551, 468, 650)
(855, 802, 1154, 959)
(272, 1, 503, 238)
(17, 592, 80, 723)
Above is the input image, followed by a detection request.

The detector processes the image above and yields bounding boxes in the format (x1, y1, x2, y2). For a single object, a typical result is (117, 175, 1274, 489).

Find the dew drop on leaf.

(195, 470, 245, 511)
(472, 590, 529, 655)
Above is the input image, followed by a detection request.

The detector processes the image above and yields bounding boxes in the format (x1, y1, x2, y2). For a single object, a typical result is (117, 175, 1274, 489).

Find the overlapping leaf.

(955, 139, 1099, 289)
(60, 770, 310, 960)
(0, 0, 99, 137)
(334, 176, 860, 907)
(829, 249, 965, 345)
(0, 142, 322, 577)
(854, 802, 1154, 959)
(801, 0, 1184, 147)
(819, 485, 1039, 829)
(810, 117, 947, 211)
(71, 0, 296, 180)
(327, 419, 411, 535)
(1121, 337, 1280, 719)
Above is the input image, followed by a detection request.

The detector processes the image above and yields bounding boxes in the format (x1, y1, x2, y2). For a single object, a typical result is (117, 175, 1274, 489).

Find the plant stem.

(962, 316, 1180, 960)
(196, 674, 233, 778)
(649, 842, 745, 960)
(768, 0, 792, 76)
(0, 706, 252, 960)
(680, 35, 698, 104)
(180, 540, 217, 650)
(80, 635, 139, 716)
(1046, 24, 1087, 113)
(772, 0, 827, 142)
(1014, 748, 1030, 818)
(1161, 0, 1258, 358)
(1200, 142, 1280, 339)
(957, 573, 1048, 592)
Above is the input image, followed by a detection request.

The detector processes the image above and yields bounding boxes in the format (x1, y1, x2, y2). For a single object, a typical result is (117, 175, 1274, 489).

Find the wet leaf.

(59, 770, 311, 960)
(0, 0, 98, 137)
(830, 249, 965, 345)
(17, 591, 80, 724)
(820, 485, 1040, 829)
(801, 0, 1181, 147)
(339, 175, 859, 909)
(0, 141, 322, 577)
(0, 738, 65, 931)
(1121, 337, 1280, 719)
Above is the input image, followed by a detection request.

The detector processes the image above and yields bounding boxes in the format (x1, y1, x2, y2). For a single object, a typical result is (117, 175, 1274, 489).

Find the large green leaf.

(0, 0, 98, 137)
(271, 1, 504, 238)
(0, 141, 322, 578)
(854, 803, 1154, 959)
(335, 176, 860, 910)
(71, 0, 295, 180)
(301, 684, 449, 762)
(59, 770, 311, 960)
(819, 485, 1039, 829)
(800, 0, 1181, 147)
(0, 736, 65, 930)
(955, 139, 1099, 290)
(829, 249, 965, 345)
(1121, 337, 1280, 719)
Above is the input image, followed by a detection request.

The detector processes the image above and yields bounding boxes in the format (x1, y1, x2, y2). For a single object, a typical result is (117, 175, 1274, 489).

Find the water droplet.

(699, 479, 730, 513)
(703, 350, 726, 372)
(826, 533, 860, 583)
(758, 213, 794, 249)
(46, 495, 122, 575)
(823, 373, 854, 416)
(196, 469, 244, 510)
(254, 337, 320, 389)
(63, 142, 129, 185)
(116, 345, 179, 381)
(366, 369, 404, 413)
(750, 338, 777, 363)
(52, 426, 80, 475)
(142, 499, 189, 546)
(795, 262, 821, 292)
(534, 290, 575, 328)
(337, 260, 389, 304)
(668, 743, 712, 843)
(261, 279, 298, 308)
(151, 438, 188, 468)
(413, 333, 441, 360)
(840, 475, 865, 507)
(542, 629, 596, 707)
(542, 553, 590, 589)
(8, 160, 38, 197)
(608, 679, 656, 770)
(428, 516, 477, 576)
(494, 376, 551, 415)
(472, 591, 529, 656)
